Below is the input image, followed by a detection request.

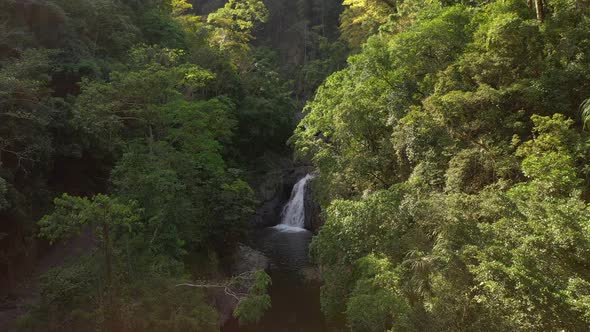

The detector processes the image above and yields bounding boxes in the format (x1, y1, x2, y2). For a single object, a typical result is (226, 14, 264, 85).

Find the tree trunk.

(527, 0, 533, 9)
(148, 124, 154, 154)
(535, 0, 544, 22)
(103, 223, 112, 304)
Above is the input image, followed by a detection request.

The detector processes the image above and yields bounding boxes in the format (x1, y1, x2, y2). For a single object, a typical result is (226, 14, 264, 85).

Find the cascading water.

(223, 172, 327, 331)
(275, 174, 315, 231)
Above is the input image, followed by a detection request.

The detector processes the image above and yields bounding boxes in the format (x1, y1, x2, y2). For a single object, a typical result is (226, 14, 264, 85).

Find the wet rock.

(232, 244, 269, 274)
(303, 177, 322, 232)
(208, 287, 236, 327)
(251, 165, 313, 228)
(211, 244, 270, 326)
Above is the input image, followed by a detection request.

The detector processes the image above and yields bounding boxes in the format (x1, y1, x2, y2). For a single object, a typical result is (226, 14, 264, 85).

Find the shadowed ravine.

(223, 175, 328, 331)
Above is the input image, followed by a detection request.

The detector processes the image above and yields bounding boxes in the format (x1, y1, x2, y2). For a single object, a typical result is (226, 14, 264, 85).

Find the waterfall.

(275, 174, 315, 231)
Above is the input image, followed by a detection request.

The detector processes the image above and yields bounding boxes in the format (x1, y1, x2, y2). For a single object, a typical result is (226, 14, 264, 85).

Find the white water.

(274, 174, 315, 232)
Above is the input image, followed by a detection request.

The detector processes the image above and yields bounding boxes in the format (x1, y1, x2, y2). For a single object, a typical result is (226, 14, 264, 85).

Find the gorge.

(224, 173, 326, 331)
(3, 0, 590, 331)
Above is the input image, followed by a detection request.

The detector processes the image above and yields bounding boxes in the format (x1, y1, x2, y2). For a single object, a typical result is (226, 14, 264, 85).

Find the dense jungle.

(2, 0, 590, 331)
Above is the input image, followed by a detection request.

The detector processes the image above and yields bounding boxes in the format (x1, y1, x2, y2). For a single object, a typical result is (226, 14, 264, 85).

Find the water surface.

(222, 226, 328, 332)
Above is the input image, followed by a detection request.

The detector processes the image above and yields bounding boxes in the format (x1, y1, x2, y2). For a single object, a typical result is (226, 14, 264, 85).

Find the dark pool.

(222, 226, 329, 332)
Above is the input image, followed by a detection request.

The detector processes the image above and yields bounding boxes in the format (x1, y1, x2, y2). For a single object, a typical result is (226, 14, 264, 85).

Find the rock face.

(249, 161, 323, 232)
(232, 244, 269, 274)
(251, 165, 313, 228)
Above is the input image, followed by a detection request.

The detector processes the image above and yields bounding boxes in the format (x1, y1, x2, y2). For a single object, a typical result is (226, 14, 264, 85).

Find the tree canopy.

(296, 0, 590, 330)
(4, 0, 590, 331)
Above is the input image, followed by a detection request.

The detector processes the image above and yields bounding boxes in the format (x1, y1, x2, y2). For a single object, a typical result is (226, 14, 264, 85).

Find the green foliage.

(50, 0, 141, 59)
(12, 0, 590, 330)
(469, 192, 590, 330)
(298, 0, 590, 330)
(213, 178, 257, 244)
(117, 257, 220, 332)
(0, 49, 57, 171)
(295, 5, 473, 200)
(2, 0, 287, 329)
(318, 265, 353, 320)
(311, 188, 406, 266)
(72, 46, 218, 152)
(38, 194, 140, 244)
(339, 0, 397, 48)
(207, 0, 269, 66)
(16, 255, 99, 331)
(300, 39, 349, 95)
(233, 271, 272, 325)
(32, 190, 233, 331)
(139, 6, 186, 49)
(516, 114, 583, 195)
(346, 255, 412, 332)
(111, 142, 200, 257)
(233, 48, 295, 156)
(17, 255, 220, 332)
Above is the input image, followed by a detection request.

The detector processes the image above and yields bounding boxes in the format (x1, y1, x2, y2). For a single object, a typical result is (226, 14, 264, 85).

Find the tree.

(295, 5, 472, 200)
(176, 270, 272, 325)
(38, 194, 140, 330)
(339, 0, 397, 47)
(534, 0, 544, 22)
(467, 115, 590, 330)
(72, 45, 219, 154)
(0, 49, 56, 172)
(298, 0, 590, 330)
(3, 0, 289, 330)
(207, 0, 269, 66)
(232, 271, 272, 325)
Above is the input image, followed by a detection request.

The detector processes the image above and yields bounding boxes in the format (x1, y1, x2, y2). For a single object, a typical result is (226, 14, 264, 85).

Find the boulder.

(232, 244, 269, 274)
(211, 244, 270, 326)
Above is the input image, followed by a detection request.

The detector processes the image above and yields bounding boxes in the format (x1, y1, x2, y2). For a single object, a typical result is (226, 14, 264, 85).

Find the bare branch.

(175, 271, 262, 304)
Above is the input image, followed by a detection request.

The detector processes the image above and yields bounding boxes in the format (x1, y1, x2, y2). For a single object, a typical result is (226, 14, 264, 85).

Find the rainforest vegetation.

(0, 0, 342, 330)
(296, 0, 590, 330)
(2, 0, 590, 331)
